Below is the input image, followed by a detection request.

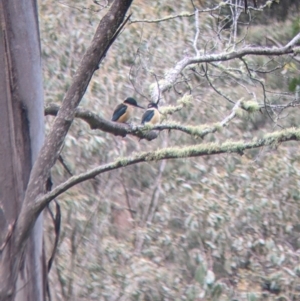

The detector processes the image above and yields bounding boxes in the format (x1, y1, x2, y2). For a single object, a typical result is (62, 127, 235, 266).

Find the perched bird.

(141, 102, 160, 125)
(111, 97, 144, 123)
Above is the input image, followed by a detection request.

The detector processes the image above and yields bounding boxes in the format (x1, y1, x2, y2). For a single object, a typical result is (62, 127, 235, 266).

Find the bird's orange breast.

(150, 109, 160, 124)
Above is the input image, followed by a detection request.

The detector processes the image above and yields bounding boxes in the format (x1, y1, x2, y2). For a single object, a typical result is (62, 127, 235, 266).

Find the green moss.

(214, 123, 223, 132)
(144, 143, 220, 162)
(264, 132, 281, 144)
(264, 128, 300, 145)
(141, 124, 155, 131)
(160, 106, 182, 115)
(185, 125, 203, 136)
(294, 128, 300, 139)
(221, 140, 245, 154)
(177, 94, 193, 106)
(288, 77, 300, 92)
(203, 142, 220, 154)
(241, 101, 260, 113)
(182, 124, 209, 136)
(118, 157, 130, 166)
(149, 140, 243, 161)
(292, 19, 300, 36)
(140, 128, 300, 164)
(284, 128, 300, 140)
(186, 143, 219, 156)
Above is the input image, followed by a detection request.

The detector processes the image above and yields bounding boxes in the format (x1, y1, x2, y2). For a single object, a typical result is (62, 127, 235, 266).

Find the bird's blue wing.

(112, 104, 127, 122)
(142, 109, 154, 124)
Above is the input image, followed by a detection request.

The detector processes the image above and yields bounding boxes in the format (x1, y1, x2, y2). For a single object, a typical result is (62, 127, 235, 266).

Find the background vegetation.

(40, 0, 300, 300)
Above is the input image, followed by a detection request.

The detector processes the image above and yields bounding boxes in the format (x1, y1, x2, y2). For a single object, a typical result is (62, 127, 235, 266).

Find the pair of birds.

(111, 97, 160, 125)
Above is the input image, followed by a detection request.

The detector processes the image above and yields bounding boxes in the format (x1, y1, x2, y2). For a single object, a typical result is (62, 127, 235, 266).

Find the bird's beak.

(136, 104, 145, 109)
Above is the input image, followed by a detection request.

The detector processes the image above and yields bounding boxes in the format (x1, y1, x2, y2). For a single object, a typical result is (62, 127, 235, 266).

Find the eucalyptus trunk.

(0, 0, 45, 300)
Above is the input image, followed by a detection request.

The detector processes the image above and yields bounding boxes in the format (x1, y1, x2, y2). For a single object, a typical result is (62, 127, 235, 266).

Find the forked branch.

(151, 33, 300, 101)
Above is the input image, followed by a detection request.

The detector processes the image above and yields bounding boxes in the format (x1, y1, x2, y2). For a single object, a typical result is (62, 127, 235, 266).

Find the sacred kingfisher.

(111, 97, 144, 123)
(141, 102, 160, 125)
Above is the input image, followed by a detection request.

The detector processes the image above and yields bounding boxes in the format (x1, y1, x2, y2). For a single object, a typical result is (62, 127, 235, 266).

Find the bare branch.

(202, 64, 235, 104)
(129, 26, 150, 102)
(230, 0, 277, 12)
(37, 127, 300, 207)
(130, 12, 195, 24)
(286, 33, 300, 48)
(129, 0, 272, 25)
(192, 9, 200, 56)
(151, 34, 300, 101)
(220, 99, 243, 126)
(58, 0, 106, 13)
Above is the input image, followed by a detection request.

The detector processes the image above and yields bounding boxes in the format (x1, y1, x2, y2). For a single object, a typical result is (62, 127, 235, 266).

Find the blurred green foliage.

(288, 77, 300, 92)
(292, 18, 300, 36)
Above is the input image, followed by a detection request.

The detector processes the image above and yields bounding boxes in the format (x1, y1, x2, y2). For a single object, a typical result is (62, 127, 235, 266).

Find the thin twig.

(130, 12, 195, 24)
(193, 8, 200, 56)
(202, 64, 236, 104)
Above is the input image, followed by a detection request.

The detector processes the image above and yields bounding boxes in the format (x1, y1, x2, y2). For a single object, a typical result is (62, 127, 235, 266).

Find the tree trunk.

(0, 0, 45, 300)
(0, 0, 133, 299)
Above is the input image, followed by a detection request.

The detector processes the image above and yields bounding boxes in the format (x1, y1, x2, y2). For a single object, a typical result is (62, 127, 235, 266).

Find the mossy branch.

(46, 97, 240, 139)
(136, 98, 242, 137)
(45, 104, 158, 141)
(46, 103, 213, 139)
(35, 127, 300, 211)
